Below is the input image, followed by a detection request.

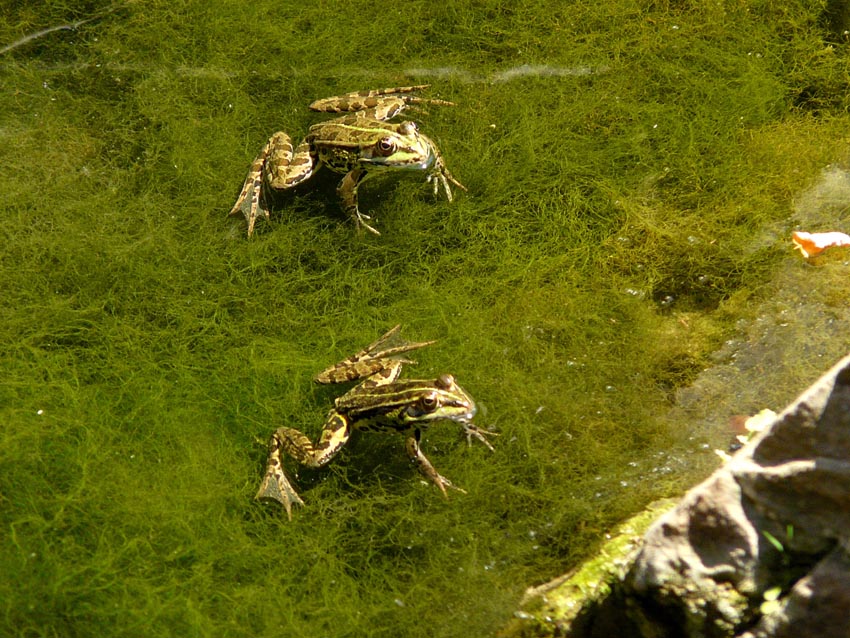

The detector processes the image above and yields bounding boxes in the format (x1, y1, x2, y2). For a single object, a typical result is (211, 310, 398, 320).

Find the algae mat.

(3, 2, 850, 636)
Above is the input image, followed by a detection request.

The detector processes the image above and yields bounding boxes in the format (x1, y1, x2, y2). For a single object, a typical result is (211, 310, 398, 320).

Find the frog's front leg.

(229, 132, 317, 237)
(421, 133, 467, 202)
(337, 167, 381, 235)
(405, 429, 466, 497)
(256, 410, 351, 519)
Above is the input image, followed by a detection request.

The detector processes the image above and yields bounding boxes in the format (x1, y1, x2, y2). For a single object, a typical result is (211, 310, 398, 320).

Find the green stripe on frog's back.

(337, 378, 475, 431)
(335, 380, 437, 417)
(310, 118, 435, 173)
(308, 118, 388, 147)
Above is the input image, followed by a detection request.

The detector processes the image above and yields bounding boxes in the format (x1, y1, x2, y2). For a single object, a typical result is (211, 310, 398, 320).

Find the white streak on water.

(404, 64, 607, 83)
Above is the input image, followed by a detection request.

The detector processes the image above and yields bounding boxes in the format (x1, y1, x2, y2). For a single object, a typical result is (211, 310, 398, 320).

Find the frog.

(229, 85, 466, 236)
(255, 325, 495, 518)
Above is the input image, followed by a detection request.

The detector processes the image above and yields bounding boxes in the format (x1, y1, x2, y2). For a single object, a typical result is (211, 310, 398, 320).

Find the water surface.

(3, 2, 850, 636)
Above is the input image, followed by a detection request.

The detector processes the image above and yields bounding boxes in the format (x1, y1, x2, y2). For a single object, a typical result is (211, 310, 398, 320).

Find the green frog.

(229, 85, 466, 236)
(256, 325, 494, 518)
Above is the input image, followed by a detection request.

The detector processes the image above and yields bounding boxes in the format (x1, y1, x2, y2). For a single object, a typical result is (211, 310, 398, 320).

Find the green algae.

(3, 1, 850, 636)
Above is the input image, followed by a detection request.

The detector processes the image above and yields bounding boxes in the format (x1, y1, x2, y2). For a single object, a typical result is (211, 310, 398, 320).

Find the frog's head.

(340, 373, 477, 429)
(400, 373, 477, 425)
(358, 122, 436, 172)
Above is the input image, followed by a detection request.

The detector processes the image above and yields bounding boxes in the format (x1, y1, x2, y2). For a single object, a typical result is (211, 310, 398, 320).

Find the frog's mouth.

(360, 147, 435, 172)
(449, 404, 477, 423)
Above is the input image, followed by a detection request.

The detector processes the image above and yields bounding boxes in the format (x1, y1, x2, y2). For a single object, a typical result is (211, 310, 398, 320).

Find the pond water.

(3, 2, 850, 637)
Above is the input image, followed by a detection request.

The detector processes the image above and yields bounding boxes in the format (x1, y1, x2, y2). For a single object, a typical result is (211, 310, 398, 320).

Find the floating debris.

(791, 230, 850, 258)
(715, 408, 776, 462)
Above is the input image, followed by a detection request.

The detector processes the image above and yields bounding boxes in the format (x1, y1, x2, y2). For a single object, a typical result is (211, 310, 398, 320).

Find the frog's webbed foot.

(360, 323, 437, 361)
(355, 210, 381, 236)
(229, 152, 271, 238)
(229, 132, 316, 237)
(405, 431, 466, 497)
(256, 416, 351, 519)
(256, 436, 306, 520)
(427, 168, 466, 202)
(315, 324, 437, 385)
(256, 467, 305, 521)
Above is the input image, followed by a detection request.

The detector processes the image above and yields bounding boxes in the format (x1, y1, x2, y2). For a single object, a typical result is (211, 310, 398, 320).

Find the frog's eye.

(418, 392, 439, 412)
(375, 137, 397, 156)
(435, 374, 454, 390)
(406, 392, 439, 418)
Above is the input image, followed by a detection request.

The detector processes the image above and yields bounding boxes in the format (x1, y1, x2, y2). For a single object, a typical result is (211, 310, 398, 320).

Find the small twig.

(1, 5, 123, 56)
(0, 19, 93, 55)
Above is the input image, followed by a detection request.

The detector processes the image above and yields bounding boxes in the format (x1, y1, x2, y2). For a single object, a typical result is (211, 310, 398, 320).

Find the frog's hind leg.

(405, 428, 466, 497)
(264, 134, 316, 190)
(229, 149, 269, 237)
(229, 132, 317, 237)
(309, 85, 455, 121)
(256, 411, 351, 519)
(314, 324, 437, 385)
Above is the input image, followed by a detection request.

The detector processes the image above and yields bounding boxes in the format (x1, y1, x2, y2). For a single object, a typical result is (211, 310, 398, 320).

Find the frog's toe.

(356, 213, 381, 235)
(434, 475, 467, 497)
(462, 423, 497, 452)
(245, 202, 271, 238)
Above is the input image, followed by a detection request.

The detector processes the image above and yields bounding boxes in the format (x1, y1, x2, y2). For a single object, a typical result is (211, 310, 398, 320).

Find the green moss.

(3, 1, 850, 636)
(499, 499, 679, 638)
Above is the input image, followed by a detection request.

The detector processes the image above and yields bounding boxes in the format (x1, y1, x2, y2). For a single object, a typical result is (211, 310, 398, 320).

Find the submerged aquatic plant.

(3, 1, 850, 637)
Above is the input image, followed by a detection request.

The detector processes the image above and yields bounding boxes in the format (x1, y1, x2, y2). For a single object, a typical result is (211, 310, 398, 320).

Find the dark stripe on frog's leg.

(405, 429, 466, 497)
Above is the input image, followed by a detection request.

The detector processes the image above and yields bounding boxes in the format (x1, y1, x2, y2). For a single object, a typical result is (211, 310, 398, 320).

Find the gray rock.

(624, 353, 850, 637)
(738, 542, 850, 638)
(504, 354, 850, 638)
